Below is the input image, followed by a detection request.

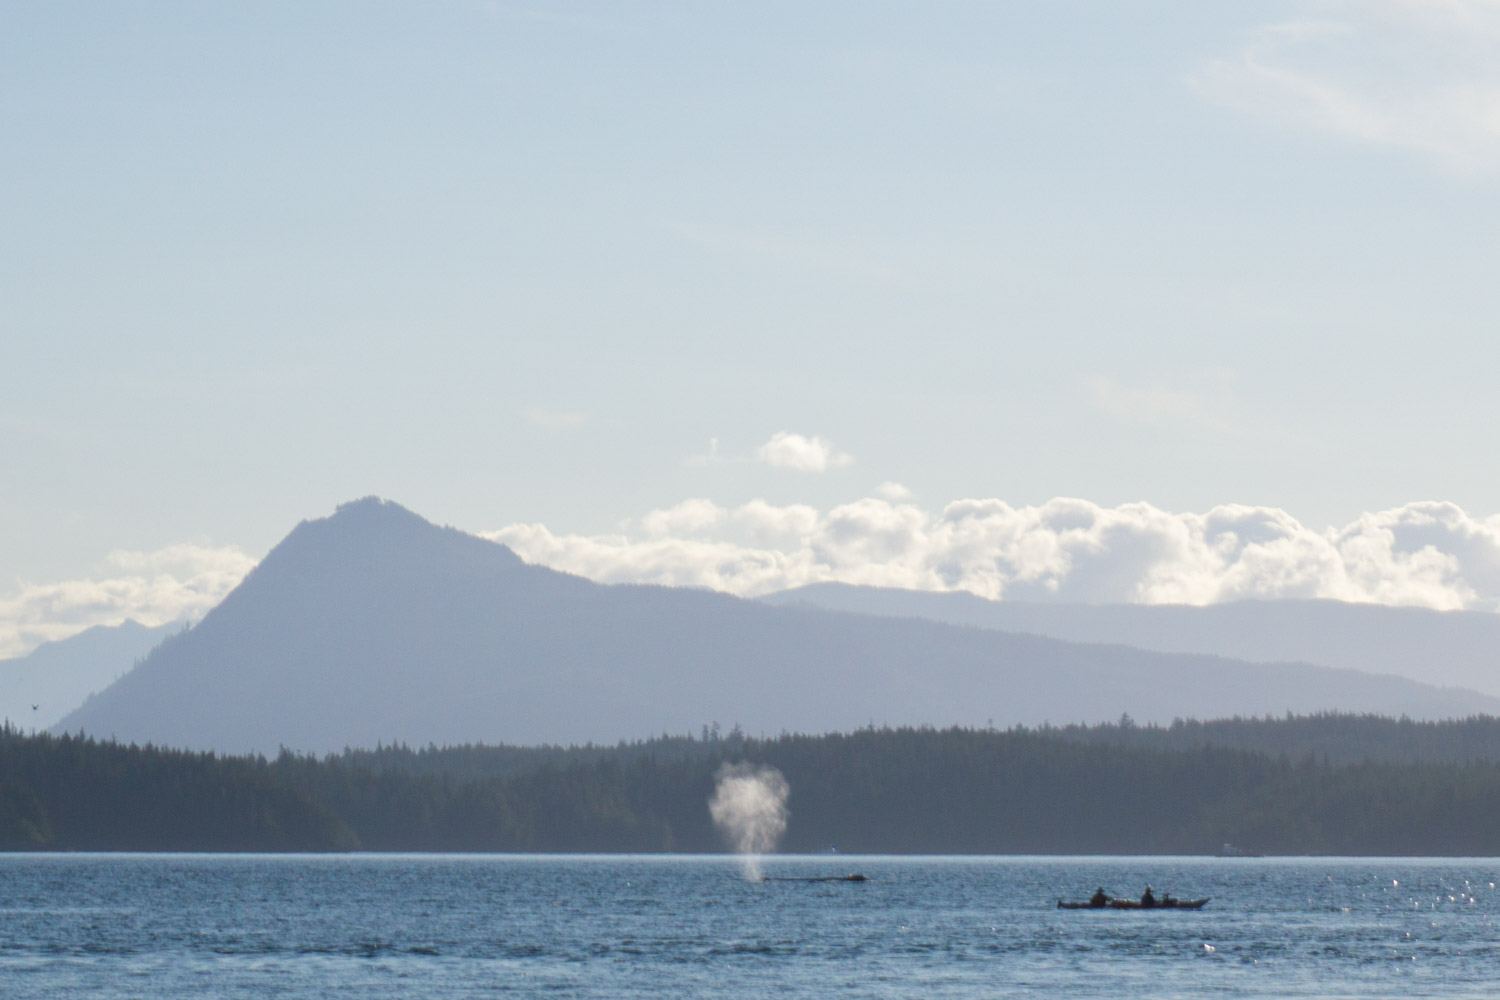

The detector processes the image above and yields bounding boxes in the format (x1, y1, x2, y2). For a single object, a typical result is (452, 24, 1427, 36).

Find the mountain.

(56, 498, 1500, 754)
(1, 619, 180, 729)
(760, 584, 1500, 698)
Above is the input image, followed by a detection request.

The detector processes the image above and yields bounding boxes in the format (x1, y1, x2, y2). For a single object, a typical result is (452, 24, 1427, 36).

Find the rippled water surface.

(1, 854, 1497, 998)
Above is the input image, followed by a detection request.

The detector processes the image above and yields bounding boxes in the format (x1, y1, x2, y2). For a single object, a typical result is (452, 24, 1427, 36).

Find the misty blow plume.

(708, 762, 789, 881)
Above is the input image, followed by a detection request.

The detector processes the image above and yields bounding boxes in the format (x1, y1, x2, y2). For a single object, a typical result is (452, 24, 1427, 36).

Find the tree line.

(4, 714, 1500, 854)
(1043, 712, 1500, 766)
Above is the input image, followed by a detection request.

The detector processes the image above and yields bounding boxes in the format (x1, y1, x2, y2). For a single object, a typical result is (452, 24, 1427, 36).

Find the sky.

(5, 0, 1500, 657)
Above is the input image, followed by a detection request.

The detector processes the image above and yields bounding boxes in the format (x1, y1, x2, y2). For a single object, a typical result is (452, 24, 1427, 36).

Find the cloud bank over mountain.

(0, 544, 256, 659)
(490, 496, 1500, 611)
(7, 495, 1500, 659)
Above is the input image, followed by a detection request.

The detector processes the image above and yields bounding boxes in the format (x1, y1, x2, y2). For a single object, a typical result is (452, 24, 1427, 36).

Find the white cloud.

(1196, 1, 1500, 172)
(875, 481, 913, 501)
(755, 431, 854, 472)
(0, 544, 256, 659)
(485, 495, 1500, 611)
(641, 498, 724, 537)
(735, 498, 820, 545)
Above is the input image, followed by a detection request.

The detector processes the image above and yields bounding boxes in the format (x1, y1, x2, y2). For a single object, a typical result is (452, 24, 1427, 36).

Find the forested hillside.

(337, 712, 1500, 776)
(9, 718, 1500, 854)
(1044, 712, 1500, 765)
(0, 728, 354, 851)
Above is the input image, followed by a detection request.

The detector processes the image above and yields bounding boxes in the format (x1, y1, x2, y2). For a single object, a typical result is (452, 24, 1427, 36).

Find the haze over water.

(1, 854, 1495, 998)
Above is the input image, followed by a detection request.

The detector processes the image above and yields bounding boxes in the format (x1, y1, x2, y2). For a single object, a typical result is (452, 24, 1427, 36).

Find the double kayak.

(1058, 897, 1209, 910)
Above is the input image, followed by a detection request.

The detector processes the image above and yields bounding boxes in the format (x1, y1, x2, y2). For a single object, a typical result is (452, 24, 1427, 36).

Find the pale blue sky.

(5, 1, 1500, 649)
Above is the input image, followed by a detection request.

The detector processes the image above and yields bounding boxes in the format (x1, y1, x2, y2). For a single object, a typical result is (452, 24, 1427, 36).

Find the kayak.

(1108, 897, 1208, 909)
(1057, 897, 1209, 910)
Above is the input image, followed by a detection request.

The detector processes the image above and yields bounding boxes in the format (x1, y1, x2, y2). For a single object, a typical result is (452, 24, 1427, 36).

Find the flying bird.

(31, 704, 38, 711)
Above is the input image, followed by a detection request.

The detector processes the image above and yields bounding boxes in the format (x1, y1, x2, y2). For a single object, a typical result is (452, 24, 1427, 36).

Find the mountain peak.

(331, 494, 421, 522)
(263, 496, 524, 573)
(319, 495, 441, 541)
(177, 497, 530, 648)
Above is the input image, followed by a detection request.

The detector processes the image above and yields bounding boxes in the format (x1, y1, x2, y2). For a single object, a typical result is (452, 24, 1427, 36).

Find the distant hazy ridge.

(1, 620, 177, 730)
(763, 583, 1500, 698)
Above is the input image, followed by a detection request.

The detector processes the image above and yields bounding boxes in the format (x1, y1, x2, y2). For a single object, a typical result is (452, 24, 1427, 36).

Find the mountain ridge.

(56, 498, 1500, 753)
(2, 618, 179, 729)
(761, 582, 1500, 697)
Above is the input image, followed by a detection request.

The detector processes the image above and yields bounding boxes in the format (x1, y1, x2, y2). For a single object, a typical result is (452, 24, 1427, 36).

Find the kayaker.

(1089, 887, 1109, 907)
(1140, 886, 1156, 908)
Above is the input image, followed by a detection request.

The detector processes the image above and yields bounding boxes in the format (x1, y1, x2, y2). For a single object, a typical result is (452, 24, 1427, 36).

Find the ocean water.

(0, 854, 1495, 998)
